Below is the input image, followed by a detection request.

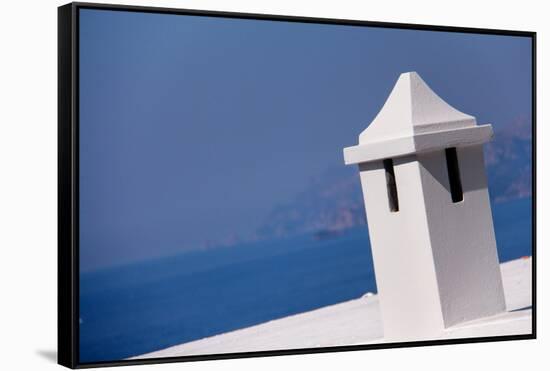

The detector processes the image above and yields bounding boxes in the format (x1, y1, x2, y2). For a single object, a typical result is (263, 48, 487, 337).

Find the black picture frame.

(58, 2, 537, 368)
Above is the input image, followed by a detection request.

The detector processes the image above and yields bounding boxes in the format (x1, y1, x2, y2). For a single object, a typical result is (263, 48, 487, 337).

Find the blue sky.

(79, 9, 532, 271)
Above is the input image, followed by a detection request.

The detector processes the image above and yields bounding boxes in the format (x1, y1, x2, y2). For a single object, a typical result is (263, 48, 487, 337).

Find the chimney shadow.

(420, 148, 489, 198)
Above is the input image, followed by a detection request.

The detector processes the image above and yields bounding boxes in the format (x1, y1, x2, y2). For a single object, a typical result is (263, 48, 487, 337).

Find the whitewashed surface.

(133, 257, 531, 359)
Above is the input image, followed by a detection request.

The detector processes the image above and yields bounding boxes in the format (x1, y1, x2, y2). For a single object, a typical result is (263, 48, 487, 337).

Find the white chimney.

(344, 72, 506, 340)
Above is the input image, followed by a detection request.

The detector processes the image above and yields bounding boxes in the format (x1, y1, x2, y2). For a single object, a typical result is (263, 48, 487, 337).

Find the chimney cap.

(344, 72, 492, 165)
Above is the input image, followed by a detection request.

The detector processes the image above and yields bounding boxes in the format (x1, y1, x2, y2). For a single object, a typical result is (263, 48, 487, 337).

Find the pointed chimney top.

(359, 72, 476, 144)
(344, 72, 493, 165)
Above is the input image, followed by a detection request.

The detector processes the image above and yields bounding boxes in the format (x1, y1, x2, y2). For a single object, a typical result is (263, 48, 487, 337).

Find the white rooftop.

(132, 257, 532, 359)
(344, 72, 494, 164)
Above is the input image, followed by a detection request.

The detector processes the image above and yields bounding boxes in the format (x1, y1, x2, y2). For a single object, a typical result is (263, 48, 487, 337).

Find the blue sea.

(79, 197, 532, 363)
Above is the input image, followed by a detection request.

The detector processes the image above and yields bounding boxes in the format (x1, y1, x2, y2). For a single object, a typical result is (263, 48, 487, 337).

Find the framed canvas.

(58, 2, 536, 368)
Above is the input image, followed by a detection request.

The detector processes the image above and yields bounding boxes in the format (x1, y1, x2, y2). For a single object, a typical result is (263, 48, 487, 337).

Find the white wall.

(0, 1, 546, 370)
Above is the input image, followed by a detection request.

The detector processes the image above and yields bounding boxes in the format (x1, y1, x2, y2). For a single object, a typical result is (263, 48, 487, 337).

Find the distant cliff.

(485, 117, 532, 203)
